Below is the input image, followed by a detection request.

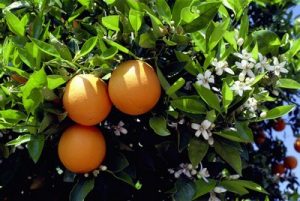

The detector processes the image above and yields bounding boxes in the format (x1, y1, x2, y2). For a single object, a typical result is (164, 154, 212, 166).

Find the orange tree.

(1, 0, 300, 200)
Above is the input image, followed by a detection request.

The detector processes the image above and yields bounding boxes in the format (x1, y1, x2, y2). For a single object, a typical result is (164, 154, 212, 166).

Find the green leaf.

(235, 121, 254, 142)
(222, 81, 233, 112)
(78, 0, 90, 7)
(287, 37, 300, 57)
(166, 78, 185, 96)
(188, 139, 209, 167)
(252, 30, 281, 55)
(47, 75, 67, 90)
(149, 116, 171, 136)
(261, 105, 295, 120)
(194, 84, 221, 112)
(77, 36, 98, 58)
(102, 15, 120, 31)
(22, 68, 47, 113)
(106, 152, 129, 173)
(103, 0, 116, 5)
(220, 180, 249, 195)
(100, 47, 118, 60)
(6, 134, 31, 146)
(49, 34, 73, 61)
(193, 179, 216, 199)
(70, 179, 95, 201)
(214, 140, 242, 175)
(30, 38, 61, 58)
(173, 178, 195, 201)
(0, 110, 26, 123)
(208, 19, 230, 50)
(250, 73, 266, 86)
(215, 130, 251, 143)
(276, 79, 300, 89)
(108, 171, 135, 187)
(171, 98, 206, 114)
(239, 14, 249, 39)
(139, 32, 156, 48)
(27, 135, 45, 163)
(156, 0, 172, 23)
(233, 180, 268, 194)
(171, 0, 193, 26)
(5, 11, 25, 37)
(129, 9, 143, 32)
(104, 39, 136, 57)
(18, 48, 36, 69)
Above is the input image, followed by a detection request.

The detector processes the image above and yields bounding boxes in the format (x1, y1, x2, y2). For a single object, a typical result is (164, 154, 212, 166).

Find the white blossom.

(170, 163, 199, 179)
(197, 164, 210, 182)
(209, 187, 227, 201)
(243, 97, 258, 113)
(237, 38, 244, 47)
(196, 70, 215, 89)
(230, 80, 252, 97)
(113, 121, 128, 136)
(234, 49, 256, 63)
(228, 174, 240, 180)
(255, 53, 270, 73)
(235, 60, 255, 80)
(212, 59, 234, 76)
(266, 57, 288, 76)
(191, 120, 215, 145)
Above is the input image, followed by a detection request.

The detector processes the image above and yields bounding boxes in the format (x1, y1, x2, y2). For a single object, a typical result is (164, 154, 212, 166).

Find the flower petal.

(191, 123, 201, 130)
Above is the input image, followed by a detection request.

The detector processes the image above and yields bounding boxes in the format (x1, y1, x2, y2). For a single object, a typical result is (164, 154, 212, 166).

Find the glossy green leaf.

(30, 38, 61, 58)
(149, 116, 171, 136)
(28, 135, 45, 163)
(233, 180, 268, 194)
(276, 79, 300, 89)
(193, 179, 216, 199)
(47, 75, 67, 90)
(252, 30, 281, 55)
(156, 0, 172, 23)
(129, 9, 143, 32)
(188, 139, 209, 167)
(77, 36, 98, 58)
(5, 11, 25, 37)
(100, 47, 118, 60)
(171, 98, 206, 114)
(222, 81, 233, 112)
(220, 180, 249, 195)
(262, 105, 295, 120)
(102, 15, 120, 31)
(78, 0, 90, 7)
(166, 78, 185, 96)
(139, 32, 156, 48)
(6, 134, 31, 146)
(173, 178, 195, 201)
(214, 140, 242, 175)
(104, 39, 136, 57)
(194, 84, 221, 112)
(49, 34, 73, 61)
(0, 110, 26, 123)
(70, 179, 95, 201)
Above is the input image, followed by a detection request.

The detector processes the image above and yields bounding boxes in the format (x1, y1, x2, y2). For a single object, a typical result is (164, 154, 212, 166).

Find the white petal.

(239, 72, 246, 81)
(238, 89, 243, 96)
(208, 77, 215, 83)
(203, 83, 211, 89)
(280, 68, 288, 73)
(195, 130, 202, 137)
(197, 73, 204, 80)
(235, 61, 242, 69)
(224, 67, 234, 75)
(114, 130, 121, 136)
(191, 123, 201, 130)
(216, 69, 223, 76)
(120, 127, 128, 134)
(118, 121, 125, 126)
(202, 130, 209, 140)
(195, 80, 203, 86)
(202, 120, 212, 129)
(273, 57, 279, 65)
(214, 186, 227, 193)
(204, 70, 212, 78)
(208, 137, 214, 145)
(247, 70, 255, 77)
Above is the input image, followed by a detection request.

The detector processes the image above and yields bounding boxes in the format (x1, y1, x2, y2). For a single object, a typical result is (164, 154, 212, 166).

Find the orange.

(255, 131, 266, 145)
(58, 124, 106, 173)
(108, 60, 161, 115)
(272, 163, 285, 175)
(272, 119, 285, 132)
(284, 156, 297, 169)
(63, 74, 112, 126)
(294, 138, 300, 153)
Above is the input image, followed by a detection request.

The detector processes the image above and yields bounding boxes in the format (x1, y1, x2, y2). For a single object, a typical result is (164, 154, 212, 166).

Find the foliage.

(0, 0, 300, 200)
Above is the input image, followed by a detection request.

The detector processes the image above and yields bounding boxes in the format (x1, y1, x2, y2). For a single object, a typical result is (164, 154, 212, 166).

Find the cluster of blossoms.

(168, 163, 210, 182)
(195, 49, 288, 97)
(103, 121, 128, 136)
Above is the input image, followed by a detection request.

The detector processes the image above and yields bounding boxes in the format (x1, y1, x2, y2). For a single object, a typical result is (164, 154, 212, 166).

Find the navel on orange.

(108, 60, 161, 115)
(63, 74, 112, 126)
(58, 124, 106, 173)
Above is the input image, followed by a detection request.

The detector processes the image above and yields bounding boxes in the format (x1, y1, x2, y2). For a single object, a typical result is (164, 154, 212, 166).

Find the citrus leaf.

(261, 105, 295, 120)
(171, 98, 206, 114)
(6, 134, 31, 146)
(77, 36, 98, 58)
(193, 179, 216, 199)
(30, 38, 61, 58)
(188, 139, 209, 167)
(220, 180, 249, 195)
(194, 84, 221, 112)
(47, 75, 67, 90)
(149, 116, 171, 136)
(28, 135, 45, 163)
(70, 179, 95, 201)
(102, 15, 120, 31)
(222, 81, 233, 112)
(129, 9, 143, 32)
(166, 77, 185, 96)
(276, 79, 300, 89)
(5, 11, 25, 37)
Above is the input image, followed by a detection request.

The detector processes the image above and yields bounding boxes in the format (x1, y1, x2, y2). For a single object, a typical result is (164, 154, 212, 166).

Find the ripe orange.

(294, 138, 300, 153)
(108, 60, 161, 115)
(63, 74, 112, 126)
(272, 163, 285, 175)
(255, 129, 266, 145)
(58, 124, 106, 173)
(284, 156, 297, 169)
(272, 119, 285, 132)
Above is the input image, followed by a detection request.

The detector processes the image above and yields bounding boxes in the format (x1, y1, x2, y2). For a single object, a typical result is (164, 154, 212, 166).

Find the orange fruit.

(272, 119, 285, 132)
(58, 124, 106, 173)
(272, 163, 285, 175)
(284, 156, 297, 169)
(294, 138, 300, 153)
(255, 130, 266, 145)
(108, 60, 161, 115)
(63, 74, 112, 126)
